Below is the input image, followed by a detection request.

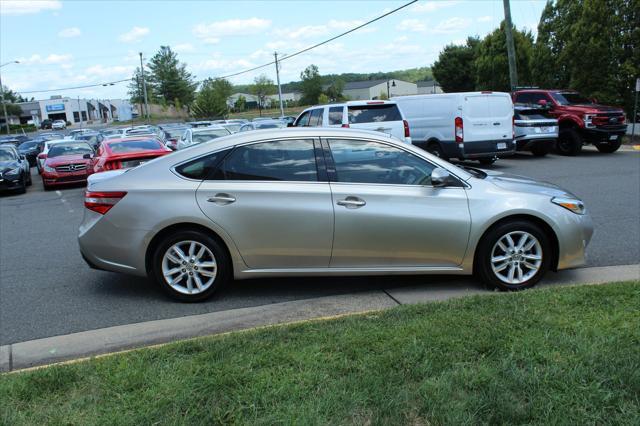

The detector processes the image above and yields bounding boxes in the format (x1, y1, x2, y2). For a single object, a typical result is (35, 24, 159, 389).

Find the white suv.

(51, 120, 67, 130)
(294, 100, 411, 143)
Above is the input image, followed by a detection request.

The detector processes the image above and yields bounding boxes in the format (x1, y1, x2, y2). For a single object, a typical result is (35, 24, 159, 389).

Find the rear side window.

(212, 139, 317, 182)
(308, 109, 323, 127)
(175, 149, 230, 180)
(328, 107, 343, 125)
(347, 104, 401, 124)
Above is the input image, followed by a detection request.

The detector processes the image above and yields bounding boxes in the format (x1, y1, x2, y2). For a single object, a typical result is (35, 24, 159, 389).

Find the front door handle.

(337, 196, 366, 209)
(375, 127, 392, 132)
(207, 193, 236, 205)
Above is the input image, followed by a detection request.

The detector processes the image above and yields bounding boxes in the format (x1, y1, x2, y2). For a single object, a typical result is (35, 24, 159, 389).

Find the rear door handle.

(375, 127, 392, 132)
(493, 122, 501, 126)
(337, 196, 366, 209)
(207, 193, 236, 205)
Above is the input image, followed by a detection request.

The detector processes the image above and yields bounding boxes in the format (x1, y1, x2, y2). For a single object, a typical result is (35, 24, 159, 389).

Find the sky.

(0, 0, 546, 100)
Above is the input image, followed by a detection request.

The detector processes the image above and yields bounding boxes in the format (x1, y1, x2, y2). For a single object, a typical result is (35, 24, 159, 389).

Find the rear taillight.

(403, 119, 410, 138)
(512, 115, 515, 139)
(84, 191, 127, 215)
(104, 161, 122, 171)
(341, 123, 350, 128)
(455, 117, 464, 143)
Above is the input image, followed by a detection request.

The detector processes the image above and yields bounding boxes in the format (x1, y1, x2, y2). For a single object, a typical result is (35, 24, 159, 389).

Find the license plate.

(497, 142, 507, 150)
(609, 135, 618, 140)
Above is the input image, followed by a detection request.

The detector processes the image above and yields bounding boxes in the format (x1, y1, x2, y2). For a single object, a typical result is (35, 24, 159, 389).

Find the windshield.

(0, 149, 17, 161)
(19, 141, 40, 150)
(48, 143, 92, 158)
(192, 129, 230, 144)
(166, 128, 188, 138)
(256, 122, 285, 129)
(551, 92, 593, 105)
(108, 140, 162, 153)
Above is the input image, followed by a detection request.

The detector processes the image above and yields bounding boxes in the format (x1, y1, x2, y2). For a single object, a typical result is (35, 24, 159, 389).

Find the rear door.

(486, 94, 513, 142)
(347, 103, 405, 141)
(195, 138, 334, 269)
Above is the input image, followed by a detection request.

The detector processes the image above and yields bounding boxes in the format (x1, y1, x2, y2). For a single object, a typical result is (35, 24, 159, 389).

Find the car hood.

(0, 160, 21, 172)
(45, 154, 91, 167)
(484, 170, 578, 199)
(559, 104, 624, 114)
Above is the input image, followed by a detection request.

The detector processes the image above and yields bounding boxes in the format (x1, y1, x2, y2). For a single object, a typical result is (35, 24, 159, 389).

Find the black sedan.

(0, 146, 32, 194)
(18, 139, 45, 167)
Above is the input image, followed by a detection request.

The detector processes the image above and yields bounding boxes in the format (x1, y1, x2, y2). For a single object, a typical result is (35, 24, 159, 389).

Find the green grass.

(1, 281, 639, 425)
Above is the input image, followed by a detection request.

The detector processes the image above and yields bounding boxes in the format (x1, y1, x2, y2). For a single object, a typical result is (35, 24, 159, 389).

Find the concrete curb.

(2, 264, 638, 373)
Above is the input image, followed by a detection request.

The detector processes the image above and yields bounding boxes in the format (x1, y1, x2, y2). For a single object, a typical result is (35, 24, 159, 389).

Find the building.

(39, 96, 133, 124)
(417, 80, 443, 94)
(342, 79, 417, 100)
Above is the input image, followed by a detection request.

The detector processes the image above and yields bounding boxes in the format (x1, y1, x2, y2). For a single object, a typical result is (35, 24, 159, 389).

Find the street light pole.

(139, 52, 150, 122)
(0, 60, 20, 135)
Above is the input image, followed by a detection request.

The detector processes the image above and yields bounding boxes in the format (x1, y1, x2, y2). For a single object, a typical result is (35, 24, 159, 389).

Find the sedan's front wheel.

(476, 221, 551, 291)
(152, 230, 230, 302)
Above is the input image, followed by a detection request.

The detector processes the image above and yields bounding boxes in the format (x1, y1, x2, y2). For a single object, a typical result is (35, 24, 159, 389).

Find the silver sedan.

(79, 128, 593, 301)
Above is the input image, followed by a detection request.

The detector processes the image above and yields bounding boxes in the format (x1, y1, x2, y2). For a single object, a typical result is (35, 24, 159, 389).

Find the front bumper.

(42, 170, 90, 186)
(0, 175, 24, 191)
(556, 211, 594, 270)
(581, 126, 626, 143)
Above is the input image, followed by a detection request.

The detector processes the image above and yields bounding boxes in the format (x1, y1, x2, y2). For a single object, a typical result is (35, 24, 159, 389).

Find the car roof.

(192, 126, 228, 132)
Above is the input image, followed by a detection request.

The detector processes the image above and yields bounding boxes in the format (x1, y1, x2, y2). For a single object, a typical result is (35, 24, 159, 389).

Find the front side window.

(212, 139, 317, 182)
(551, 92, 592, 105)
(308, 109, 323, 127)
(328, 139, 436, 186)
(294, 111, 311, 127)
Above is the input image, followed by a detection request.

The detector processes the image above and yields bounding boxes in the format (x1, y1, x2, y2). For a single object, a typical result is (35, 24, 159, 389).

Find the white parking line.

(55, 190, 62, 196)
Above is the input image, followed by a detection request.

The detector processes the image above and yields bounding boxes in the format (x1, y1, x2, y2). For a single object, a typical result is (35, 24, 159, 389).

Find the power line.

(209, 0, 418, 81)
(17, 78, 130, 95)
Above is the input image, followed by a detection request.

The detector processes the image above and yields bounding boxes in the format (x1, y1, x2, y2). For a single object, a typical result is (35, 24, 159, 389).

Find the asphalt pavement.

(1, 146, 639, 345)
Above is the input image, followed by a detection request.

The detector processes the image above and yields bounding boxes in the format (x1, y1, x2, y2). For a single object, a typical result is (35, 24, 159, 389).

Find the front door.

(196, 138, 334, 269)
(324, 138, 471, 268)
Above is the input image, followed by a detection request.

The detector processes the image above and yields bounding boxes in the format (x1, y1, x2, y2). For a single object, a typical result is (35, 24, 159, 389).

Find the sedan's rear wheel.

(476, 221, 551, 291)
(152, 230, 230, 302)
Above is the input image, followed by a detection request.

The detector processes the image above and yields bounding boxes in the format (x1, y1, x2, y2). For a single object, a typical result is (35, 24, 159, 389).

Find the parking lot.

(1, 146, 638, 345)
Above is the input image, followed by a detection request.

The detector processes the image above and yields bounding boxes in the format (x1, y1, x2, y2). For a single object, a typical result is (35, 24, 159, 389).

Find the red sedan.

(92, 137, 171, 173)
(41, 141, 94, 190)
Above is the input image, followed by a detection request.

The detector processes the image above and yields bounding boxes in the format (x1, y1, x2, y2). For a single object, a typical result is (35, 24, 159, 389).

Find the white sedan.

(178, 126, 231, 150)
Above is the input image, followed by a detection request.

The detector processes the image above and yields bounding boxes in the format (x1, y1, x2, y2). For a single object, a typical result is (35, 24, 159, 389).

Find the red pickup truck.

(512, 89, 626, 155)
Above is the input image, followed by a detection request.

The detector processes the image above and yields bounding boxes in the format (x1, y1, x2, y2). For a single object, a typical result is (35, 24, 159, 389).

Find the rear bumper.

(515, 136, 557, 151)
(442, 139, 516, 159)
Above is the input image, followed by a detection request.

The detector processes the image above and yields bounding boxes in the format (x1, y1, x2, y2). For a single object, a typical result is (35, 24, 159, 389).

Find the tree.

(234, 95, 246, 112)
(432, 37, 480, 93)
(300, 64, 323, 105)
(4, 103, 22, 117)
(324, 79, 345, 102)
(475, 22, 534, 91)
(249, 74, 276, 116)
(318, 93, 329, 104)
(147, 46, 196, 108)
(191, 78, 233, 119)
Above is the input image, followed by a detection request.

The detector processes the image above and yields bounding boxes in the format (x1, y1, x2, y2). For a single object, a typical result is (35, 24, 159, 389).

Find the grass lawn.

(1, 281, 639, 425)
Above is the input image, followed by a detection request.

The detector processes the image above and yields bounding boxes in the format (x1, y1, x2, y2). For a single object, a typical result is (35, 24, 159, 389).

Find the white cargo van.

(293, 100, 411, 144)
(392, 92, 515, 164)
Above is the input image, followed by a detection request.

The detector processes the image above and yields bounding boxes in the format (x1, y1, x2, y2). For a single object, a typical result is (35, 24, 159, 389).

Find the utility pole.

(139, 52, 150, 122)
(274, 52, 284, 117)
(77, 96, 84, 128)
(632, 78, 639, 142)
(503, 0, 518, 90)
(136, 75, 143, 122)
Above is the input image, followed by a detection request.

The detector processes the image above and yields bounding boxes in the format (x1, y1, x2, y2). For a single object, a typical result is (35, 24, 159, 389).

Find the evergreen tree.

(299, 64, 323, 105)
(147, 46, 196, 108)
(192, 78, 233, 119)
(432, 37, 480, 92)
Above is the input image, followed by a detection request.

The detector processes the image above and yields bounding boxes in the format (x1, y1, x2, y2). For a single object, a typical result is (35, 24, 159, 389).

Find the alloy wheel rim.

(490, 231, 542, 285)
(161, 240, 217, 295)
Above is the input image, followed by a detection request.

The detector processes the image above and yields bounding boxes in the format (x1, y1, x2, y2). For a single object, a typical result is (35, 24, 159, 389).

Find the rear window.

(108, 140, 162, 153)
(192, 129, 230, 144)
(328, 107, 343, 125)
(347, 104, 401, 124)
(514, 109, 550, 120)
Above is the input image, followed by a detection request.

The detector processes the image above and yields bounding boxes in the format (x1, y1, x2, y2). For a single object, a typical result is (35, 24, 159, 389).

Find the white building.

(342, 79, 417, 100)
(39, 96, 133, 124)
(417, 80, 443, 94)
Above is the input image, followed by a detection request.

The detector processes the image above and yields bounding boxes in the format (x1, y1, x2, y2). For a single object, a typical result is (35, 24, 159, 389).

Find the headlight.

(43, 164, 56, 173)
(5, 168, 20, 176)
(584, 114, 595, 128)
(551, 196, 585, 215)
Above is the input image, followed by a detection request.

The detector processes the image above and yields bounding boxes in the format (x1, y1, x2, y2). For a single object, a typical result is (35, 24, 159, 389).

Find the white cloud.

(193, 18, 271, 39)
(18, 53, 73, 64)
(118, 26, 150, 43)
(174, 43, 195, 53)
(58, 27, 81, 38)
(0, 0, 61, 15)
(273, 19, 375, 41)
(397, 19, 427, 33)
(412, 1, 460, 13)
(86, 64, 132, 77)
(432, 17, 472, 34)
(202, 37, 220, 45)
(477, 16, 492, 23)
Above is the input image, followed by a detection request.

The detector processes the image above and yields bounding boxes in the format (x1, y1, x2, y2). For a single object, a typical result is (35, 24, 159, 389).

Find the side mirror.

(20, 155, 26, 160)
(83, 153, 93, 159)
(431, 168, 451, 187)
(537, 99, 547, 108)
(287, 122, 294, 127)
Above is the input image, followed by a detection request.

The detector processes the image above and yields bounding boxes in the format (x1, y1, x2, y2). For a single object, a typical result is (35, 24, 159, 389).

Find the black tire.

(42, 181, 52, 191)
(595, 138, 622, 153)
(478, 157, 496, 165)
(16, 179, 27, 194)
(151, 229, 231, 302)
(530, 144, 549, 157)
(426, 142, 447, 160)
(475, 220, 552, 291)
(26, 171, 32, 186)
(557, 128, 582, 156)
